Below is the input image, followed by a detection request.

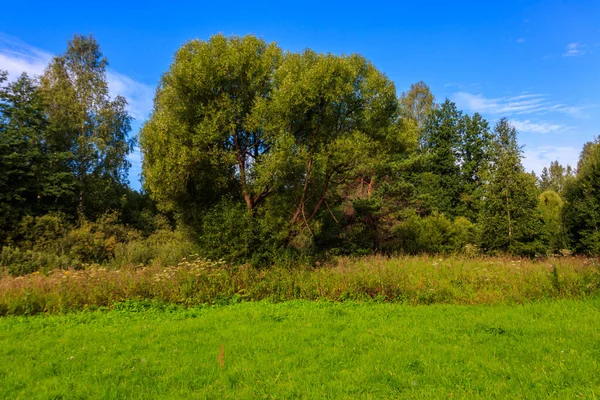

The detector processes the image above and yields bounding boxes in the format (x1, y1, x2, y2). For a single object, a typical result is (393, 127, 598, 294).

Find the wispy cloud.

(106, 71, 154, 121)
(452, 91, 592, 118)
(126, 146, 143, 189)
(563, 42, 587, 57)
(0, 33, 52, 79)
(0, 33, 152, 189)
(510, 120, 567, 134)
(522, 146, 580, 174)
(0, 33, 154, 121)
(516, 38, 525, 44)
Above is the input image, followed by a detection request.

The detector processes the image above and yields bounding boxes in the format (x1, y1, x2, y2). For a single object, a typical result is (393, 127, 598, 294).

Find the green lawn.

(1, 299, 599, 399)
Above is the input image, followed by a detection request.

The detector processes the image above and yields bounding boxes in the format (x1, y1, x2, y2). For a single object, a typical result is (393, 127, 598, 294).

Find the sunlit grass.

(1, 299, 599, 398)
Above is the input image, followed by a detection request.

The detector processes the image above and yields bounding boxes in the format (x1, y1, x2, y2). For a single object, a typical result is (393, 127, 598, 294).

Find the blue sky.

(1, 0, 599, 190)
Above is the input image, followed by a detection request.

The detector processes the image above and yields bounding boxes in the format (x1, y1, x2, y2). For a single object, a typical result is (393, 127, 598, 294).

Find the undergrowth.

(1, 255, 599, 316)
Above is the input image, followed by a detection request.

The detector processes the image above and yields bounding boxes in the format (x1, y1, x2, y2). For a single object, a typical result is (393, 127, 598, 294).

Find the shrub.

(113, 228, 197, 267)
(16, 212, 72, 251)
(63, 212, 140, 264)
(0, 246, 72, 276)
(392, 212, 474, 254)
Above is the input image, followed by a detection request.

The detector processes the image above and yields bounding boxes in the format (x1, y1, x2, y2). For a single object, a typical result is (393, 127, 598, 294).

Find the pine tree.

(417, 99, 463, 217)
(0, 72, 75, 242)
(563, 139, 600, 254)
(479, 118, 544, 255)
(459, 112, 493, 221)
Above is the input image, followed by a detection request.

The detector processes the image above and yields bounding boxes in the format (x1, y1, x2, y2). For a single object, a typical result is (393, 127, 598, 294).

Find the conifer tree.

(479, 118, 544, 255)
(563, 139, 600, 254)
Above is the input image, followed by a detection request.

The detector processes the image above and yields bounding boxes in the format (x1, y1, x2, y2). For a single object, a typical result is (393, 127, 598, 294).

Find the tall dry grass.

(1, 255, 599, 315)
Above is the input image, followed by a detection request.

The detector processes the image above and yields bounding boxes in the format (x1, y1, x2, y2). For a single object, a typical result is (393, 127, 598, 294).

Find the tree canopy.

(1, 33, 597, 266)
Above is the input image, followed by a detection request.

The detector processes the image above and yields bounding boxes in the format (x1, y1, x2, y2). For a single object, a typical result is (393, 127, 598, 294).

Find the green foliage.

(141, 35, 398, 263)
(41, 34, 134, 217)
(141, 34, 282, 223)
(3, 33, 598, 262)
(0, 73, 75, 241)
(0, 212, 149, 275)
(393, 212, 474, 254)
(113, 227, 196, 267)
(0, 246, 72, 276)
(459, 113, 492, 220)
(479, 119, 545, 256)
(539, 160, 574, 195)
(399, 80, 435, 132)
(538, 190, 567, 252)
(418, 100, 463, 216)
(63, 212, 139, 264)
(563, 139, 600, 254)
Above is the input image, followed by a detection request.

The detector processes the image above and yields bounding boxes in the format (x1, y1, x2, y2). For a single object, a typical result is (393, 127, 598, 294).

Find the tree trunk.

(291, 156, 313, 225)
(505, 183, 512, 246)
(234, 133, 253, 213)
(367, 177, 374, 197)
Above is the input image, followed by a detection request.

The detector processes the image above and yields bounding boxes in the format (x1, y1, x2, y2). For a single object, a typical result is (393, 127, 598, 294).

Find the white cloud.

(453, 92, 549, 115)
(452, 91, 591, 118)
(563, 42, 586, 57)
(0, 34, 52, 80)
(511, 119, 567, 134)
(522, 146, 580, 174)
(0, 33, 154, 121)
(106, 71, 154, 120)
(126, 146, 143, 189)
(0, 33, 153, 189)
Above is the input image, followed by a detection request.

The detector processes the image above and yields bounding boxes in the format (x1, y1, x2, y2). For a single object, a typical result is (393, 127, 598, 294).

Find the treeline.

(1, 34, 600, 272)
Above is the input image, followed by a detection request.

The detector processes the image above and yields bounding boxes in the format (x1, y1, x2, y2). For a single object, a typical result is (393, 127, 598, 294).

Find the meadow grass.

(1, 299, 599, 399)
(1, 255, 599, 315)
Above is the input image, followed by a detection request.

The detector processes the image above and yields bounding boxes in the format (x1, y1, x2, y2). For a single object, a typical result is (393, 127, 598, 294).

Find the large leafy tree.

(141, 36, 398, 260)
(399, 81, 435, 150)
(262, 50, 398, 234)
(479, 118, 544, 255)
(41, 34, 133, 217)
(141, 34, 282, 225)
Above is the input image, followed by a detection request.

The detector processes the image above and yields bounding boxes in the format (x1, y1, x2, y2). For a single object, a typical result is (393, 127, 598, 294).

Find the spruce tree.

(479, 118, 544, 255)
(563, 139, 600, 254)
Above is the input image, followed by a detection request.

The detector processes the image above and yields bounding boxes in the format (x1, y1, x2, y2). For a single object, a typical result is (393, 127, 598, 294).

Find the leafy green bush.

(16, 212, 72, 251)
(392, 212, 474, 254)
(196, 199, 297, 267)
(0, 246, 72, 276)
(113, 228, 197, 267)
(63, 212, 140, 264)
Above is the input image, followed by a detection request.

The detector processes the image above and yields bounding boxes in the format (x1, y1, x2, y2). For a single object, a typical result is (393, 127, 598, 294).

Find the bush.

(63, 212, 140, 264)
(196, 199, 295, 267)
(392, 212, 475, 254)
(0, 246, 72, 276)
(16, 212, 72, 251)
(113, 228, 197, 267)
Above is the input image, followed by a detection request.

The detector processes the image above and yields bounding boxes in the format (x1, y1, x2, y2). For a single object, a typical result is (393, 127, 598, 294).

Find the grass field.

(1, 299, 599, 399)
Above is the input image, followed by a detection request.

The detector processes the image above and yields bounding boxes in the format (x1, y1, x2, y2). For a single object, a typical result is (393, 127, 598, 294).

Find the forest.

(1, 33, 599, 276)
